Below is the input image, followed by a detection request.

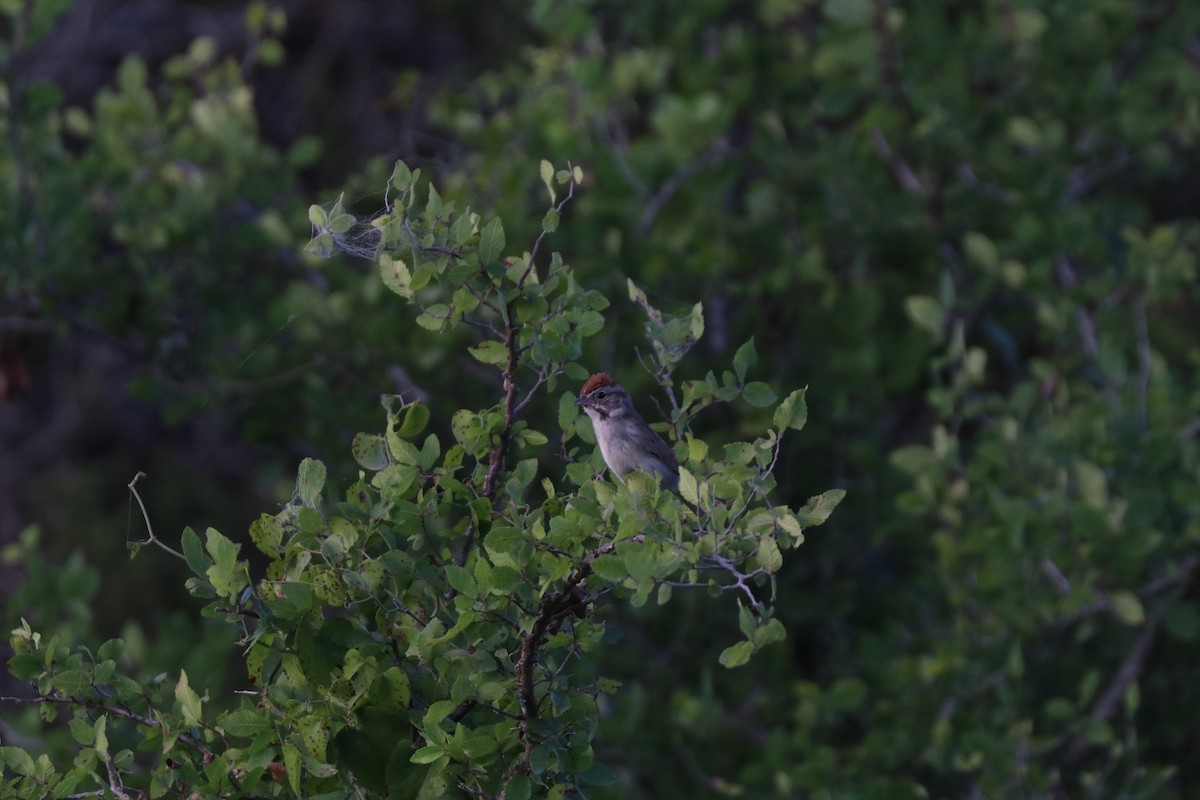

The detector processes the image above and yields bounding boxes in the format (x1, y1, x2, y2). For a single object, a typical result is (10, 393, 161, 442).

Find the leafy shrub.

(3, 163, 839, 799)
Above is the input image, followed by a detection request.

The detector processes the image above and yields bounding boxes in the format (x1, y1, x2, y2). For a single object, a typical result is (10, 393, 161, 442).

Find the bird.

(574, 373, 679, 492)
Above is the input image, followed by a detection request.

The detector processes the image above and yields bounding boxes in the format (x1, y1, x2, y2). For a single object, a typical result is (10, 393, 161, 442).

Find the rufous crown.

(580, 373, 620, 395)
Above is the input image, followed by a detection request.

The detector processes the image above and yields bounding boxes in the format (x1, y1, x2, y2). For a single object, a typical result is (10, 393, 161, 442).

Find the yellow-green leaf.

(773, 388, 808, 431)
(718, 640, 755, 668)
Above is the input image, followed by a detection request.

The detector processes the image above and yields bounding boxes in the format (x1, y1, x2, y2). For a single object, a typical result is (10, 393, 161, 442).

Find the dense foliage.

(6, 160, 839, 798)
(4, 0, 1200, 798)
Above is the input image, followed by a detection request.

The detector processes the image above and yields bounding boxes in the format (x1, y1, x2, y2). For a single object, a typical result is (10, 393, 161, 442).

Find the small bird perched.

(575, 373, 679, 492)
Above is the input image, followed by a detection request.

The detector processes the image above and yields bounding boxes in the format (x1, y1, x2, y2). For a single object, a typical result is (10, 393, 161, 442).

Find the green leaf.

(690, 301, 705, 340)
(351, 433, 390, 470)
(469, 340, 509, 366)
(418, 434, 440, 470)
(627, 279, 648, 306)
(1110, 591, 1144, 626)
(742, 381, 776, 407)
(249, 514, 283, 558)
(777, 514, 805, 547)
(390, 160, 413, 193)
(718, 640, 755, 668)
(305, 232, 335, 258)
(1073, 459, 1107, 510)
(1007, 116, 1042, 148)
(733, 338, 756, 382)
(754, 618, 787, 646)
(204, 527, 243, 598)
(175, 670, 203, 726)
(905, 295, 945, 338)
(308, 204, 328, 228)
(0, 746, 36, 775)
(370, 667, 412, 709)
(445, 565, 478, 598)
(963, 232, 999, 270)
(624, 545, 655, 583)
(426, 182, 443, 216)
(539, 159, 556, 203)
(396, 402, 431, 438)
(517, 428, 548, 447)
(6, 653, 39, 681)
(678, 468, 699, 505)
(298, 458, 326, 506)
(423, 700, 458, 727)
(773, 388, 808, 431)
(283, 742, 301, 797)
(489, 565, 523, 594)
(590, 555, 627, 583)
(380, 255, 413, 299)
(220, 709, 272, 737)
(417, 304, 450, 331)
(794, 489, 845, 527)
(505, 776, 533, 800)
(578, 763, 619, 787)
(181, 526, 212, 578)
(757, 535, 783, 573)
(575, 310, 605, 337)
(93, 715, 109, 760)
(542, 207, 560, 233)
(69, 718, 94, 746)
(478, 217, 505, 265)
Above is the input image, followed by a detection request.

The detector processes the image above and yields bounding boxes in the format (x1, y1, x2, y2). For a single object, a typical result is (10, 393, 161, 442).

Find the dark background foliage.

(3, 0, 1199, 797)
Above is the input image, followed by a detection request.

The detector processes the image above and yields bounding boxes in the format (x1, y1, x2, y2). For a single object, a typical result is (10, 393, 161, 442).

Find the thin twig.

(0, 693, 213, 757)
(1061, 555, 1198, 763)
(0, 316, 55, 332)
(869, 127, 927, 198)
(512, 369, 552, 416)
(1051, 555, 1199, 629)
(127, 472, 185, 560)
(520, 168, 577, 289)
(515, 539, 623, 770)
(637, 139, 733, 235)
(701, 554, 766, 615)
(593, 112, 648, 196)
(454, 175, 579, 567)
(1132, 294, 1151, 427)
(104, 758, 130, 800)
(1062, 611, 1163, 765)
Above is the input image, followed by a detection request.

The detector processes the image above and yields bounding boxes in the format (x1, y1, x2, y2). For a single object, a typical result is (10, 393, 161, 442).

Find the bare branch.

(701, 554, 766, 615)
(1061, 556, 1198, 762)
(1133, 294, 1151, 427)
(512, 369, 553, 417)
(637, 139, 733, 235)
(514, 538, 629, 771)
(104, 758, 131, 800)
(520, 167, 578, 288)
(127, 473, 185, 560)
(869, 127, 926, 198)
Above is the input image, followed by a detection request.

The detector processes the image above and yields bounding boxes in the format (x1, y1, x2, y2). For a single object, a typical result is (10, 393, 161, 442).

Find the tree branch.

(1062, 555, 1198, 763)
(455, 176, 579, 567)
(520, 168, 577, 289)
(127, 472, 185, 560)
(0, 693, 214, 757)
(514, 539, 626, 770)
(636, 139, 733, 235)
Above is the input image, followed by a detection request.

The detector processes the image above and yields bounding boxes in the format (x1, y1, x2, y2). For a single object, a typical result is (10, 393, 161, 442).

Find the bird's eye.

(595, 390, 606, 399)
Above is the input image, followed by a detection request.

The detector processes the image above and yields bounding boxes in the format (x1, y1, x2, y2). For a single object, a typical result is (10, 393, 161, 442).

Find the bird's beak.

(574, 396, 586, 407)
